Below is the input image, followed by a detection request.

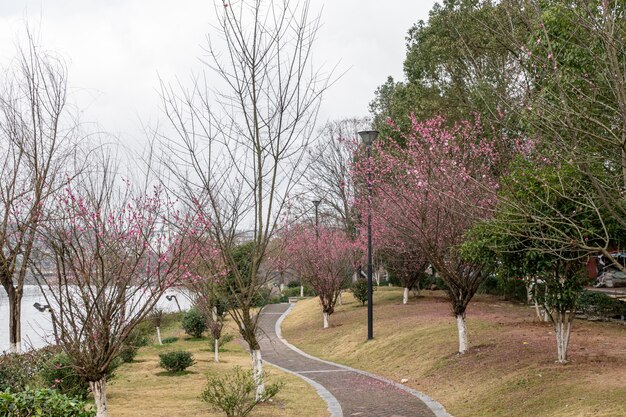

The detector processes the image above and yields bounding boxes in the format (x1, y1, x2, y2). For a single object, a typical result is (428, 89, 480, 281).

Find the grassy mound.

(282, 287, 626, 417)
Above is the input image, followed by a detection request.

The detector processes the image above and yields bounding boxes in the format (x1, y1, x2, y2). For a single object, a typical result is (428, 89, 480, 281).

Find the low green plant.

(181, 309, 207, 338)
(40, 353, 90, 399)
(118, 344, 139, 363)
(282, 286, 316, 297)
(578, 291, 625, 320)
(352, 279, 375, 306)
(0, 347, 57, 392)
(201, 366, 283, 417)
(158, 350, 195, 372)
(162, 336, 179, 344)
(0, 388, 95, 417)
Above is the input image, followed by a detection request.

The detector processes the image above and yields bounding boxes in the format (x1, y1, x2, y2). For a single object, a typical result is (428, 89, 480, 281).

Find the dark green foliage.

(0, 388, 95, 417)
(370, 0, 529, 141)
(578, 291, 626, 321)
(118, 345, 139, 363)
(478, 275, 528, 303)
(158, 350, 195, 372)
(252, 287, 272, 308)
(0, 347, 57, 392)
(282, 285, 315, 297)
(421, 273, 447, 291)
(201, 366, 283, 417)
(40, 353, 90, 400)
(182, 309, 207, 338)
(118, 327, 149, 363)
(162, 337, 179, 344)
(286, 281, 300, 288)
(352, 279, 375, 306)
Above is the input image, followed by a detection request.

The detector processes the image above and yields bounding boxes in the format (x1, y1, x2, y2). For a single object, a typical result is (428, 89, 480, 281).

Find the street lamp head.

(312, 199, 321, 207)
(358, 130, 379, 147)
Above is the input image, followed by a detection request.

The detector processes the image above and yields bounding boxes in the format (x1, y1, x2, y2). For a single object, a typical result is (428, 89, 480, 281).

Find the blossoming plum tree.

(33, 172, 212, 417)
(356, 115, 511, 353)
(285, 225, 363, 328)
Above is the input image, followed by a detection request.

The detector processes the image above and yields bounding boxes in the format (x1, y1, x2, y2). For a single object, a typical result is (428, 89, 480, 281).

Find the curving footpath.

(258, 303, 452, 417)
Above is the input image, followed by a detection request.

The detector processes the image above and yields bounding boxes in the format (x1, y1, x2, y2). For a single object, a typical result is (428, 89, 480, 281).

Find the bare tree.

(297, 118, 369, 234)
(158, 0, 331, 397)
(32, 155, 210, 417)
(0, 33, 78, 353)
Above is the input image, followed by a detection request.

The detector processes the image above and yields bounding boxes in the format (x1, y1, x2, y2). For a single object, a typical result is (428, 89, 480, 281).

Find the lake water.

(0, 285, 191, 352)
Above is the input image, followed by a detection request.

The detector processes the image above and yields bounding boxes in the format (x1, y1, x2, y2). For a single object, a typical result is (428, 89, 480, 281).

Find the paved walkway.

(257, 303, 451, 417)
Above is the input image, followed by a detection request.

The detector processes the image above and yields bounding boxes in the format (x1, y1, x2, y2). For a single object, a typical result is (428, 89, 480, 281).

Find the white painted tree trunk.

(280, 283, 284, 293)
(90, 378, 108, 417)
(533, 299, 542, 320)
(456, 314, 468, 354)
(323, 312, 329, 329)
(156, 327, 162, 345)
(300, 285, 304, 297)
(403, 287, 409, 305)
(9, 341, 21, 354)
(554, 313, 573, 363)
(338, 291, 343, 306)
(214, 338, 219, 363)
(251, 349, 265, 400)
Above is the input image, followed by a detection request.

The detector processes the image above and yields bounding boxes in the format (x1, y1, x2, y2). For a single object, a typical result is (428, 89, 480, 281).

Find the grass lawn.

(282, 287, 626, 417)
(107, 313, 328, 417)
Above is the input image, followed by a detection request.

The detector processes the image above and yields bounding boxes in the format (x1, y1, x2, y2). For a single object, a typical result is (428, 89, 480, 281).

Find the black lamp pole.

(312, 199, 321, 238)
(358, 130, 378, 341)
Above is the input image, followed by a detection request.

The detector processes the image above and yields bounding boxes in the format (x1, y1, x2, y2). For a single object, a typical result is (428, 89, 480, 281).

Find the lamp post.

(312, 199, 321, 237)
(358, 130, 378, 341)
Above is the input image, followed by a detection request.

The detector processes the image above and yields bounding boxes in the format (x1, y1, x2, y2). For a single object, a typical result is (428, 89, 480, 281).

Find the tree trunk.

(554, 312, 573, 363)
(156, 327, 162, 345)
(300, 285, 304, 297)
(323, 312, 329, 329)
(403, 287, 409, 305)
(8, 289, 22, 353)
(337, 291, 342, 306)
(214, 338, 219, 363)
(251, 349, 265, 400)
(456, 314, 468, 354)
(90, 378, 108, 417)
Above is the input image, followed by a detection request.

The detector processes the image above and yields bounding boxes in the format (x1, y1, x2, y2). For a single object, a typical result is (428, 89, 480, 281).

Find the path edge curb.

(269, 305, 343, 417)
(275, 302, 453, 417)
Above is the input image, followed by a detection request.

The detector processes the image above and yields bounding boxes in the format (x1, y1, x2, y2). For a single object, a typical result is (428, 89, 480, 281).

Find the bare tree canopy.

(158, 0, 333, 397)
(0, 31, 79, 353)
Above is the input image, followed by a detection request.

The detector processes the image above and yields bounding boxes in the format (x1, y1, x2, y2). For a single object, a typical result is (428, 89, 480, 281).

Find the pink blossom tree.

(32, 173, 211, 417)
(356, 115, 511, 353)
(285, 225, 363, 328)
(369, 206, 429, 305)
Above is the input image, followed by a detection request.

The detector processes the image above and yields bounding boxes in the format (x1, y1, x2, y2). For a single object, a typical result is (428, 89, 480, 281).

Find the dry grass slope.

(282, 287, 626, 417)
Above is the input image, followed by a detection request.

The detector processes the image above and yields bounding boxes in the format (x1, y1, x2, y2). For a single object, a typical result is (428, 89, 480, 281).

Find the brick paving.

(258, 303, 449, 417)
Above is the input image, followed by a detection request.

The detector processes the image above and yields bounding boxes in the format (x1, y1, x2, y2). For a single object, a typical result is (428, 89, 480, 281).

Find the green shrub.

(352, 279, 375, 306)
(118, 344, 139, 363)
(162, 336, 179, 344)
(40, 353, 90, 400)
(201, 366, 283, 417)
(252, 287, 272, 307)
(286, 281, 300, 288)
(0, 388, 95, 417)
(578, 291, 625, 320)
(181, 309, 207, 338)
(159, 350, 195, 372)
(282, 285, 315, 297)
(0, 347, 57, 392)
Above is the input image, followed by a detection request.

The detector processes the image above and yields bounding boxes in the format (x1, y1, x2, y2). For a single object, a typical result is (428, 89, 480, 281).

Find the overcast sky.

(0, 0, 437, 145)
